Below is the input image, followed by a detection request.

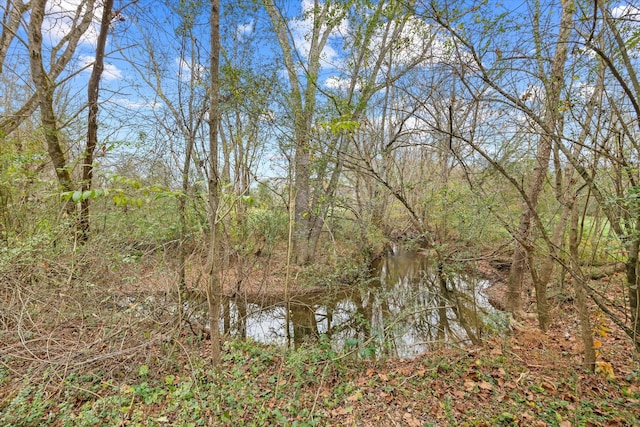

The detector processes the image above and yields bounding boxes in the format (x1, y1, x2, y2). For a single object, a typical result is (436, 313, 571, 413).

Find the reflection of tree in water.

(289, 302, 319, 347)
(220, 251, 494, 357)
(353, 252, 488, 356)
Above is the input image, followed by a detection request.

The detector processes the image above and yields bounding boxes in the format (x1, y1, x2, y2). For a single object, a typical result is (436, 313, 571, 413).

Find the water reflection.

(222, 249, 497, 358)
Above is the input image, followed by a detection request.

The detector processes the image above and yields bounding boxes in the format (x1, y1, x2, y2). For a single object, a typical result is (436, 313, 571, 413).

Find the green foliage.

(247, 207, 288, 244)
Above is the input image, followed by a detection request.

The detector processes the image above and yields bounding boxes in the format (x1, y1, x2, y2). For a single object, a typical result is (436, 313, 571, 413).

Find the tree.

(121, 0, 209, 300)
(79, 0, 114, 239)
(28, 0, 93, 214)
(506, 0, 574, 326)
(263, 0, 346, 264)
(207, 0, 222, 365)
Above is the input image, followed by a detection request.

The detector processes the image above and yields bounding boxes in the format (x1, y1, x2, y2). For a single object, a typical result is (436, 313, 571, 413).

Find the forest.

(1, 0, 640, 425)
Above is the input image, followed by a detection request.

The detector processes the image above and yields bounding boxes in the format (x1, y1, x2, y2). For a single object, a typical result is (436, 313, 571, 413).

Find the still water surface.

(224, 248, 499, 358)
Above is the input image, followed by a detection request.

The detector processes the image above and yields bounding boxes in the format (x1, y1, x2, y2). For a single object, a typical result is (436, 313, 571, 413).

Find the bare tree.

(79, 0, 115, 239)
(207, 0, 222, 365)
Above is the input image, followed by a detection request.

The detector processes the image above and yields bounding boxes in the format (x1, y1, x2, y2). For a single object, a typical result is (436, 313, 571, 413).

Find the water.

(222, 249, 500, 358)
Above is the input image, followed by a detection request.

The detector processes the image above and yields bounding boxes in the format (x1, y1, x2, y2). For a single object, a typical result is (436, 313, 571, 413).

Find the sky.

(3, 0, 639, 179)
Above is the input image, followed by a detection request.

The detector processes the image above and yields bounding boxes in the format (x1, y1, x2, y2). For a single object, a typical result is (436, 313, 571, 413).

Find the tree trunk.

(0, 0, 29, 74)
(568, 193, 596, 370)
(507, 0, 574, 319)
(79, 0, 114, 240)
(28, 0, 74, 215)
(207, 0, 222, 366)
(625, 238, 640, 352)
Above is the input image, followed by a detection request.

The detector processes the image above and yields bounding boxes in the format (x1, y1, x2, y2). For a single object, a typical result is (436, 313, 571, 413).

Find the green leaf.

(138, 365, 149, 377)
(72, 191, 82, 203)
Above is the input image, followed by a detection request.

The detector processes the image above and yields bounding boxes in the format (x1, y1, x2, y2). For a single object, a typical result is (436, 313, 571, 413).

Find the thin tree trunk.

(207, 0, 222, 366)
(507, 0, 574, 318)
(79, 0, 113, 240)
(0, 0, 29, 74)
(568, 193, 596, 370)
(625, 237, 640, 352)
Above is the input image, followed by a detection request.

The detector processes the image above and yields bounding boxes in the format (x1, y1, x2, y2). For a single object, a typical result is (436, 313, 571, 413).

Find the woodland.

(1, 0, 640, 425)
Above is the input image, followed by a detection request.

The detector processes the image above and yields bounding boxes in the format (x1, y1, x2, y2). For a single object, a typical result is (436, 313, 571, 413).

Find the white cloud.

(324, 76, 357, 91)
(289, 0, 348, 67)
(611, 4, 640, 20)
(236, 21, 254, 39)
(78, 55, 122, 80)
(577, 83, 596, 100)
(368, 17, 433, 66)
(43, 0, 102, 47)
(175, 57, 206, 82)
(111, 98, 161, 110)
(362, 16, 475, 72)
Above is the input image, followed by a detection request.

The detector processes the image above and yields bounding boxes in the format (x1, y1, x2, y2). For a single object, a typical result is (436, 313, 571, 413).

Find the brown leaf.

(522, 411, 535, 421)
(402, 412, 421, 427)
(346, 391, 362, 402)
(559, 421, 572, 427)
(478, 381, 493, 391)
(330, 406, 353, 416)
(490, 347, 503, 356)
(541, 380, 557, 392)
(378, 373, 389, 382)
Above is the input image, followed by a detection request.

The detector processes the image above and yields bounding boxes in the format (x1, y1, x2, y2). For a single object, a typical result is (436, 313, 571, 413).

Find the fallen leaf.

(378, 373, 389, 382)
(330, 406, 353, 416)
(453, 390, 465, 399)
(541, 380, 557, 392)
(478, 380, 493, 391)
(559, 421, 572, 427)
(595, 361, 616, 380)
(346, 391, 362, 402)
(490, 347, 503, 356)
(522, 411, 535, 421)
(403, 412, 421, 427)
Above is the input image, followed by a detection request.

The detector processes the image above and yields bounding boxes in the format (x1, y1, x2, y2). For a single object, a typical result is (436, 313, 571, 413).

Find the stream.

(221, 248, 501, 358)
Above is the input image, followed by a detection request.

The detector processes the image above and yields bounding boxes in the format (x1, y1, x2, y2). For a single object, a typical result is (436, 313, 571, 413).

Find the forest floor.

(1, 245, 639, 426)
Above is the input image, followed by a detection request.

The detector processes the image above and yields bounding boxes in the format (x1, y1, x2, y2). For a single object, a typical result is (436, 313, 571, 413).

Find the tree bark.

(0, 0, 29, 74)
(27, 0, 95, 215)
(507, 0, 574, 322)
(28, 0, 74, 214)
(207, 0, 222, 366)
(79, 0, 114, 240)
(568, 193, 596, 371)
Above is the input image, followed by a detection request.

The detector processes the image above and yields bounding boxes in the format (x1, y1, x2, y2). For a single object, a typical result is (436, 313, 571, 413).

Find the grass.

(1, 334, 638, 426)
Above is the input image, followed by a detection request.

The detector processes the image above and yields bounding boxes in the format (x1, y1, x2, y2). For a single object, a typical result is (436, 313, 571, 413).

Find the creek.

(221, 247, 501, 358)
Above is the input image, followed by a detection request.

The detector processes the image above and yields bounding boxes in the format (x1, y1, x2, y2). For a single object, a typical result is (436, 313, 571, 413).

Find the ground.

(0, 247, 639, 426)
